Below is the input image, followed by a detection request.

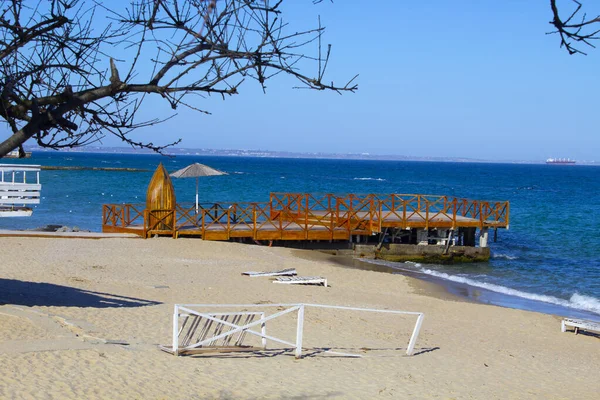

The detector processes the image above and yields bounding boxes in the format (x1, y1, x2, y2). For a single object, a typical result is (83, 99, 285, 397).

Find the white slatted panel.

(0, 165, 41, 205)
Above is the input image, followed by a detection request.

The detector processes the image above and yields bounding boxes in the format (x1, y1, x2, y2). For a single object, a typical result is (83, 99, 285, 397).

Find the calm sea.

(2, 152, 599, 319)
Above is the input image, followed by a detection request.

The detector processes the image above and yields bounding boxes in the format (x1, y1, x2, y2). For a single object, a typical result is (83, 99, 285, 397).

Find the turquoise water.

(2, 152, 599, 318)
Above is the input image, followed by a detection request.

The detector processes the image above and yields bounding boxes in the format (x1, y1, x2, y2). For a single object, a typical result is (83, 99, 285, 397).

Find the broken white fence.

(164, 303, 424, 359)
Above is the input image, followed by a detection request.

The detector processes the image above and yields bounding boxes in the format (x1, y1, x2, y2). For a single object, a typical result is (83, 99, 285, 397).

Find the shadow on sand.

(0, 278, 160, 308)
(184, 346, 440, 360)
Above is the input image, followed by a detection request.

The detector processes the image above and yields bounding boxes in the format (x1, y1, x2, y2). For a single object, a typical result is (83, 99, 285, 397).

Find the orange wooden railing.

(102, 193, 509, 239)
(269, 193, 509, 231)
(102, 204, 146, 235)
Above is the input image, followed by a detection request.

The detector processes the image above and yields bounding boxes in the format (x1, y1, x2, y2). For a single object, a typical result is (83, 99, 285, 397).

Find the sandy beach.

(0, 236, 598, 399)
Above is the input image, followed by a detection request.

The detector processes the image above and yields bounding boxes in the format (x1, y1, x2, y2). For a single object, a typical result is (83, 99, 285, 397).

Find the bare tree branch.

(0, 0, 357, 157)
(549, 0, 600, 55)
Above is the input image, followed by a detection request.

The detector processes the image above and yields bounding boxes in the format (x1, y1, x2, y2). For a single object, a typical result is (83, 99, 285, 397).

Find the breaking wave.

(491, 253, 518, 260)
(353, 177, 386, 181)
(365, 259, 600, 316)
(417, 267, 600, 315)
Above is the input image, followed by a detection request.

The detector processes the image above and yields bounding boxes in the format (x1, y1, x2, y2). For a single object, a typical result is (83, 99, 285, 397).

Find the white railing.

(165, 303, 425, 359)
(0, 164, 41, 205)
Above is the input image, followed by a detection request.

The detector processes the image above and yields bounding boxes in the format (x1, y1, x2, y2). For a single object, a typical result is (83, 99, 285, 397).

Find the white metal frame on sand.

(162, 303, 424, 359)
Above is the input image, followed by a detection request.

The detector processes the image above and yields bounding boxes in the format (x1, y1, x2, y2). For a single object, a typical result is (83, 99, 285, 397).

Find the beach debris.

(104, 339, 130, 346)
(162, 303, 424, 358)
(561, 318, 600, 335)
(242, 268, 297, 277)
(273, 276, 328, 287)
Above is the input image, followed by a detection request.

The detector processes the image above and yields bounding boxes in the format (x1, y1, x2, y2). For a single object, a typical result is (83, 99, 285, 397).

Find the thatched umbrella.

(169, 163, 227, 213)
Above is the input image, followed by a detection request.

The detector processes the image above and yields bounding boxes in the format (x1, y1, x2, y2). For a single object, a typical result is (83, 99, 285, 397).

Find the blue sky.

(20, 1, 600, 161)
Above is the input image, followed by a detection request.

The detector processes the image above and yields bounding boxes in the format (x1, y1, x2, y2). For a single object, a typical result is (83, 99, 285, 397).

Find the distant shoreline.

(19, 147, 599, 166)
(39, 166, 149, 172)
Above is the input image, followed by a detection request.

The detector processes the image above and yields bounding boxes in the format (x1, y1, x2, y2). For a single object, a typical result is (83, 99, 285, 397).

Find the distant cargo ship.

(546, 158, 576, 165)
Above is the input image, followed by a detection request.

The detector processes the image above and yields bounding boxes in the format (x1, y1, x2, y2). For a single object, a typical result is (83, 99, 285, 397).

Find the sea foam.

(491, 253, 518, 260)
(569, 293, 600, 315)
(353, 177, 386, 181)
(416, 267, 600, 315)
(366, 258, 600, 316)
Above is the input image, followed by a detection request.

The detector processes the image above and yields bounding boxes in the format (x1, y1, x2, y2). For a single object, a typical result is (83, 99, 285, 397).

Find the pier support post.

(463, 228, 476, 247)
(479, 227, 489, 248)
(417, 229, 428, 245)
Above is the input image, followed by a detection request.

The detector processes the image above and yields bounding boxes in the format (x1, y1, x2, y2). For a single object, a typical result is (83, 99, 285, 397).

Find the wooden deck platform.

(102, 193, 509, 242)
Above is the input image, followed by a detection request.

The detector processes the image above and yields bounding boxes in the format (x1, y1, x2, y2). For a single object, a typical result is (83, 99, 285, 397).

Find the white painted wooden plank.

(273, 277, 327, 286)
(0, 188, 40, 192)
(178, 303, 305, 308)
(200, 312, 264, 317)
(0, 190, 41, 196)
(177, 307, 265, 317)
(0, 165, 41, 172)
(0, 198, 40, 205)
(172, 305, 179, 356)
(562, 318, 600, 333)
(0, 191, 41, 196)
(0, 209, 33, 217)
(0, 191, 40, 194)
(178, 303, 424, 317)
(242, 268, 297, 277)
(0, 184, 41, 190)
(406, 313, 424, 356)
(295, 304, 305, 359)
(260, 312, 267, 350)
(302, 304, 424, 316)
(0, 191, 41, 195)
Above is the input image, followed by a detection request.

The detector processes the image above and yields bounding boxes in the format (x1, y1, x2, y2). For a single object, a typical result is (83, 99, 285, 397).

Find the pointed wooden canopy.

(146, 163, 176, 231)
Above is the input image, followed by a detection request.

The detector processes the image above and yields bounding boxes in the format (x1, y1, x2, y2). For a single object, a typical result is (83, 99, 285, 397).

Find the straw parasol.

(169, 163, 227, 213)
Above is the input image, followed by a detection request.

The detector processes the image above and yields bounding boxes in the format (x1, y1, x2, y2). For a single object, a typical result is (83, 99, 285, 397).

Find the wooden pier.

(102, 193, 509, 245)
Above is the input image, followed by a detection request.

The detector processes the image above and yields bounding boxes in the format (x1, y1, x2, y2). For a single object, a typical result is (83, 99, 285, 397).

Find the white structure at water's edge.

(0, 164, 41, 217)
